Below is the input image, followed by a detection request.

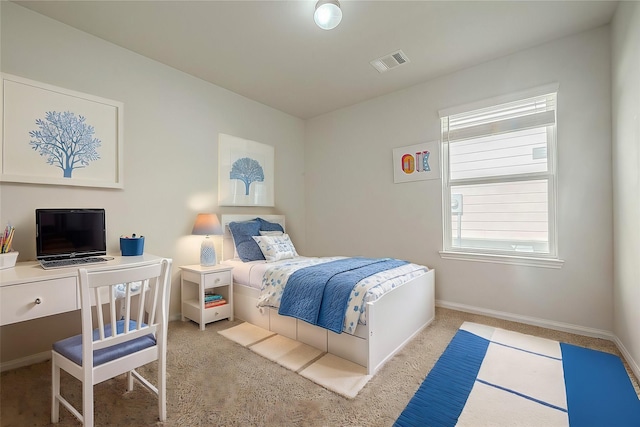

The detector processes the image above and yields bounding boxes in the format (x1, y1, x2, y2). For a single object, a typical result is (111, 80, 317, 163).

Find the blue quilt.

(278, 257, 408, 333)
(395, 322, 640, 426)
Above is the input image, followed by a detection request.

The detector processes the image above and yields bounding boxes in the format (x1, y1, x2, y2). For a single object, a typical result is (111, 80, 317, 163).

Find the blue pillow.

(256, 217, 285, 233)
(228, 220, 265, 262)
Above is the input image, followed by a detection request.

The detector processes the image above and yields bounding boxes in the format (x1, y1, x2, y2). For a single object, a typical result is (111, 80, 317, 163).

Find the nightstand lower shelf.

(182, 299, 231, 326)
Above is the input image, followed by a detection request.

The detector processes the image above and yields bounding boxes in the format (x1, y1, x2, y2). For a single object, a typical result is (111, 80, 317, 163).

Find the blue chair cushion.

(53, 320, 156, 367)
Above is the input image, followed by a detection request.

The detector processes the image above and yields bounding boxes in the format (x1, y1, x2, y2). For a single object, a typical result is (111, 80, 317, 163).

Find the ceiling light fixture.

(314, 0, 342, 30)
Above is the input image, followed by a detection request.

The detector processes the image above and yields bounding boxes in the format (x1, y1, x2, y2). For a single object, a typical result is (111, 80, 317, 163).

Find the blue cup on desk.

(120, 235, 144, 256)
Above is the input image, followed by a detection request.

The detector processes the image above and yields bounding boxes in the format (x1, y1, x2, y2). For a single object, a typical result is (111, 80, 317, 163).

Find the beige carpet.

(219, 322, 371, 398)
(1, 308, 638, 426)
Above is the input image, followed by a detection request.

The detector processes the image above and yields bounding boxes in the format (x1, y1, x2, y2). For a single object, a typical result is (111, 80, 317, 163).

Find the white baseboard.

(436, 299, 640, 383)
(0, 351, 50, 372)
(613, 335, 640, 384)
(436, 299, 615, 339)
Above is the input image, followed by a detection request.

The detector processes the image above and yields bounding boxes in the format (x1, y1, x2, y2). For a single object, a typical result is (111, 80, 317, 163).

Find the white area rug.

(219, 322, 372, 399)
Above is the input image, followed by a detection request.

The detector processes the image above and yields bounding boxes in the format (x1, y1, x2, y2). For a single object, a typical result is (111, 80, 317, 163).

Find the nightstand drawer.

(204, 303, 231, 323)
(203, 271, 230, 289)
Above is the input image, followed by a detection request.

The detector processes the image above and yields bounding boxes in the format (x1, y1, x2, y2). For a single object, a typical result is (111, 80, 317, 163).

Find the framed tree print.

(0, 73, 124, 188)
(218, 133, 274, 206)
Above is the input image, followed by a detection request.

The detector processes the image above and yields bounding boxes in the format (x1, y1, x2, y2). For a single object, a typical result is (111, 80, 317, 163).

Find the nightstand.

(180, 264, 233, 330)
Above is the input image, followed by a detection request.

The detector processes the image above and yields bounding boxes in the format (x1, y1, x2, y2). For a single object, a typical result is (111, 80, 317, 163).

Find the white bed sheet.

(221, 258, 270, 289)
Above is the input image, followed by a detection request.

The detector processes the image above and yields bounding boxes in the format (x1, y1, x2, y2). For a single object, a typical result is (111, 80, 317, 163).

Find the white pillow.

(259, 230, 284, 236)
(252, 234, 298, 262)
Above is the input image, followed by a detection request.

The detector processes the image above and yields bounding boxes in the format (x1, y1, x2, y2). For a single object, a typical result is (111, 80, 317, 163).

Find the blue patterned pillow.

(256, 218, 285, 233)
(228, 220, 265, 262)
(252, 234, 298, 262)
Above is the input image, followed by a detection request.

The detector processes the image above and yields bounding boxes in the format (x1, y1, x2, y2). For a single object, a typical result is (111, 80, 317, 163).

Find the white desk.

(0, 254, 161, 326)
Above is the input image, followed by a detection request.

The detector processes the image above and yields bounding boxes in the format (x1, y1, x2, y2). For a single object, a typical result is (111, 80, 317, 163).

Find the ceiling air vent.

(370, 50, 410, 73)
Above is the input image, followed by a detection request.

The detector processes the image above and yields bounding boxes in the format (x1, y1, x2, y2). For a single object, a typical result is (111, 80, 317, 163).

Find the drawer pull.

(215, 278, 220, 283)
(35, 298, 42, 305)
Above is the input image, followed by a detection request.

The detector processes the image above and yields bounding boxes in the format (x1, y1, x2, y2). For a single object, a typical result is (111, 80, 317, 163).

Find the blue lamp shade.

(192, 214, 223, 266)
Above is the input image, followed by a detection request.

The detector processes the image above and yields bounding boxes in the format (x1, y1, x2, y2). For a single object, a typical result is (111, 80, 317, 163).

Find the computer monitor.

(35, 208, 107, 261)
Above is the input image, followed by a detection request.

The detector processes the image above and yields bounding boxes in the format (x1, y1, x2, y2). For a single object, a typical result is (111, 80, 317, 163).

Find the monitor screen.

(35, 209, 106, 260)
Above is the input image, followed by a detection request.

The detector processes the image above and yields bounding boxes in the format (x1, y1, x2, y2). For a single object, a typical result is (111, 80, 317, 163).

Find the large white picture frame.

(218, 133, 274, 207)
(1, 73, 124, 188)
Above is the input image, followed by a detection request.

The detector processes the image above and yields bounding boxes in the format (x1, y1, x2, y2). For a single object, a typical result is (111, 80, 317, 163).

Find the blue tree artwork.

(29, 111, 102, 178)
(230, 157, 264, 195)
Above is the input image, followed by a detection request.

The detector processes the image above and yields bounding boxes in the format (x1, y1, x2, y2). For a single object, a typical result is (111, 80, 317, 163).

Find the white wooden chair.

(51, 258, 172, 426)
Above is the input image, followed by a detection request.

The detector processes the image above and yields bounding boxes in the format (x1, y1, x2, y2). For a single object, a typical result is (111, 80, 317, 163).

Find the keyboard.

(39, 257, 109, 270)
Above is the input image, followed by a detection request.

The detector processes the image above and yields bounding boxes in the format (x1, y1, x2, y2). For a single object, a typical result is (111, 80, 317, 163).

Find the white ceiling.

(14, 1, 618, 119)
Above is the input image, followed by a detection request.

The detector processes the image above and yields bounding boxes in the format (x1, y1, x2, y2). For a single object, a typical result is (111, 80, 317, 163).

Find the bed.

(220, 214, 435, 375)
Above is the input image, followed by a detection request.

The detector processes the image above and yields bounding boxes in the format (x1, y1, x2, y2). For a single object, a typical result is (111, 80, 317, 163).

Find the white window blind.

(441, 92, 558, 258)
(445, 95, 556, 142)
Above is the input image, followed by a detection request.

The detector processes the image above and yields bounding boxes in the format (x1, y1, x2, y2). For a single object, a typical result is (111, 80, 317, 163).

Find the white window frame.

(439, 85, 564, 268)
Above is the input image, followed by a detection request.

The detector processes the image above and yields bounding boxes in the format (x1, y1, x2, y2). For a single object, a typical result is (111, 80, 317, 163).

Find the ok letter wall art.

(392, 141, 440, 183)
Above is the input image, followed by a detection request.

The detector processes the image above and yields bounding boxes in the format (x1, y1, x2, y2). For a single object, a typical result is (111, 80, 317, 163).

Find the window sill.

(439, 251, 564, 269)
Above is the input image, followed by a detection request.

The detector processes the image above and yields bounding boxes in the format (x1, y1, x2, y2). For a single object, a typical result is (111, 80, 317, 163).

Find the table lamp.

(192, 213, 223, 266)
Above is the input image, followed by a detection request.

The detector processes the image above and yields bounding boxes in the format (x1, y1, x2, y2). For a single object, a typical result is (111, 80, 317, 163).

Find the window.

(440, 91, 559, 263)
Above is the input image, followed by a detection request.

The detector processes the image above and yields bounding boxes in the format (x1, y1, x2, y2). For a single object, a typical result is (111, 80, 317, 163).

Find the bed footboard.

(367, 269, 435, 375)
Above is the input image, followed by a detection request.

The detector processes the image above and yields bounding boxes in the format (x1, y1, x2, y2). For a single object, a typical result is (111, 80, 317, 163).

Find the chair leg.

(83, 380, 94, 427)
(158, 355, 167, 421)
(51, 356, 60, 423)
(127, 370, 134, 391)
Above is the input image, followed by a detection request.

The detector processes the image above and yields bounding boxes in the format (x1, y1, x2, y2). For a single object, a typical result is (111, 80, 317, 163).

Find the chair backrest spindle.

(94, 287, 106, 340)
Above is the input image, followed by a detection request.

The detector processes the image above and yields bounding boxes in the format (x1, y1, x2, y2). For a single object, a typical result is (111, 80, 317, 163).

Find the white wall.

(0, 2, 305, 362)
(305, 27, 613, 333)
(612, 1, 640, 378)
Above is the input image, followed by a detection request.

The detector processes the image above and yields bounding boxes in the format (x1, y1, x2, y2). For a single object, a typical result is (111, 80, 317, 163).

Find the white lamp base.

(200, 236, 216, 266)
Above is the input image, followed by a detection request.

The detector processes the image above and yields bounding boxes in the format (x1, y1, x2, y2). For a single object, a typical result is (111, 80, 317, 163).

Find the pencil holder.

(120, 237, 144, 256)
(0, 251, 18, 269)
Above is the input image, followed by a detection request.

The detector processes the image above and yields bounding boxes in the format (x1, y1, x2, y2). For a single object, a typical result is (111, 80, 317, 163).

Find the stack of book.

(204, 293, 226, 309)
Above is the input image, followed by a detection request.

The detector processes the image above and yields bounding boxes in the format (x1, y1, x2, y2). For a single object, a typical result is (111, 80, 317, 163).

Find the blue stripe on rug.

(475, 378, 568, 413)
(394, 330, 489, 427)
(561, 342, 640, 427)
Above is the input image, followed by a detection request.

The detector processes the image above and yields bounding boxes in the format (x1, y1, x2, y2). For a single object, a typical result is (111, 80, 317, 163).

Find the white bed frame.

(221, 214, 435, 375)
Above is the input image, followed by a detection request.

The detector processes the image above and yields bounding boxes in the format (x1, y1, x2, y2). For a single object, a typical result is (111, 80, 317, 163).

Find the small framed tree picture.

(0, 73, 124, 188)
(218, 133, 274, 207)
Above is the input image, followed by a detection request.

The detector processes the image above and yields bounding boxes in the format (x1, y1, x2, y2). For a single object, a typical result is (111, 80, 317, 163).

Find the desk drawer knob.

(215, 278, 220, 283)
(35, 298, 42, 305)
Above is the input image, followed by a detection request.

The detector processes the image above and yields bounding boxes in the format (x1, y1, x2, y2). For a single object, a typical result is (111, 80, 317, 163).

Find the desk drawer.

(0, 277, 77, 325)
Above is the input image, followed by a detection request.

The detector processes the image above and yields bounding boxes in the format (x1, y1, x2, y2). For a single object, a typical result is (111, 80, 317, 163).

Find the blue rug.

(395, 322, 640, 427)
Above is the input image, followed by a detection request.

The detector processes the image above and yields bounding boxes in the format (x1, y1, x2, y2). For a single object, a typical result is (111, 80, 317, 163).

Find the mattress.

(221, 258, 271, 289)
